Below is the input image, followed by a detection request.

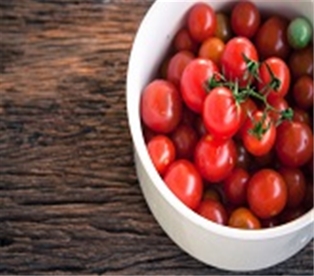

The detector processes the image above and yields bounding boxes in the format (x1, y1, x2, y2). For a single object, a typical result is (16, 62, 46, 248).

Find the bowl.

(126, 0, 314, 271)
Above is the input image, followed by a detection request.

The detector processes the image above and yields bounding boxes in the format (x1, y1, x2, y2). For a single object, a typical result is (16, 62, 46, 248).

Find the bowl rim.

(126, 0, 314, 241)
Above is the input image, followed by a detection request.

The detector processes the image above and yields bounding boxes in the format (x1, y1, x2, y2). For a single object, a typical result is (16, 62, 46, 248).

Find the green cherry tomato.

(288, 17, 313, 49)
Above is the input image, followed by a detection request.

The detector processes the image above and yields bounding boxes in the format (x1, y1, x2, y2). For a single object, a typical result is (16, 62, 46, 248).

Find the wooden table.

(0, 0, 313, 274)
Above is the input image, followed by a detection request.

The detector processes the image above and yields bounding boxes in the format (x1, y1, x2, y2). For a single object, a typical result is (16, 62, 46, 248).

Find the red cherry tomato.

(221, 37, 259, 88)
(293, 107, 311, 126)
(141, 80, 182, 133)
(196, 199, 228, 225)
(242, 111, 276, 156)
(203, 87, 242, 140)
(292, 75, 314, 110)
(171, 124, 198, 159)
(223, 167, 249, 206)
(147, 135, 176, 176)
(164, 160, 203, 210)
(228, 207, 261, 229)
(181, 58, 219, 113)
(167, 51, 194, 87)
(188, 3, 217, 42)
(255, 16, 291, 60)
(194, 135, 237, 183)
(173, 28, 198, 53)
(258, 57, 291, 101)
(267, 97, 289, 123)
(247, 169, 287, 219)
(231, 1, 261, 38)
(275, 121, 313, 168)
(289, 45, 313, 79)
(279, 167, 306, 208)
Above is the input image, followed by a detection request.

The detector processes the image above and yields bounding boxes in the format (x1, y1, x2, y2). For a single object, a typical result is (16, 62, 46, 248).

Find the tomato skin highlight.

(242, 111, 276, 157)
(164, 160, 203, 210)
(188, 3, 217, 43)
(275, 121, 313, 168)
(231, 1, 261, 38)
(194, 135, 237, 183)
(181, 58, 219, 113)
(141, 80, 182, 133)
(221, 37, 259, 88)
(203, 87, 241, 140)
(247, 169, 287, 219)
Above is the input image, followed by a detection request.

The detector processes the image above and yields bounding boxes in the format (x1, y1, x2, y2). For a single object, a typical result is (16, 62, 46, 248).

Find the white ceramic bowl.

(127, 0, 314, 271)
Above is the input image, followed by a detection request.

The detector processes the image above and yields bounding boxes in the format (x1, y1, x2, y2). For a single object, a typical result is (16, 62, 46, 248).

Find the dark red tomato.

(181, 58, 219, 113)
(196, 199, 228, 225)
(223, 167, 249, 206)
(289, 45, 313, 79)
(143, 126, 156, 143)
(171, 124, 198, 159)
(255, 16, 291, 60)
(188, 3, 216, 43)
(242, 111, 276, 156)
(231, 1, 260, 38)
(221, 37, 259, 88)
(228, 207, 261, 229)
(235, 140, 252, 170)
(180, 104, 197, 126)
(167, 50, 194, 87)
(141, 80, 182, 133)
(253, 149, 276, 170)
(173, 28, 198, 53)
(164, 160, 203, 210)
(247, 169, 287, 219)
(203, 187, 221, 202)
(279, 167, 306, 208)
(147, 135, 176, 176)
(198, 37, 225, 67)
(215, 12, 233, 43)
(293, 107, 311, 126)
(275, 121, 313, 167)
(194, 135, 237, 183)
(292, 75, 314, 110)
(279, 207, 305, 224)
(195, 116, 208, 137)
(203, 87, 242, 140)
(258, 57, 291, 101)
(267, 97, 289, 123)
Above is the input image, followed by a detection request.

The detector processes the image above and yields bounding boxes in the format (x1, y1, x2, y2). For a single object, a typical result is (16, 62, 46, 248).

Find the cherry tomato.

(293, 107, 311, 126)
(167, 50, 194, 87)
(235, 140, 252, 170)
(215, 13, 233, 43)
(221, 37, 259, 88)
(287, 17, 313, 49)
(289, 45, 313, 79)
(188, 3, 217, 42)
(143, 126, 156, 143)
(196, 199, 228, 225)
(292, 75, 314, 110)
(141, 80, 182, 133)
(238, 97, 258, 130)
(254, 16, 291, 60)
(147, 135, 176, 176)
(203, 86, 242, 140)
(180, 104, 197, 126)
(164, 160, 203, 210)
(279, 167, 306, 208)
(258, 57, 291, 101)
(228, 207, 261, 229)
(181, 58, 219, 113)
(247, 169, 287, 219)
(267, 97, 289, 123)
(159, 56, 171, 80)
(275, 121, 313, 168)
(194, 135, 237, 183)
(223, 168, 249, 206)
(242, 111, 276, 156)
(173, 28, 198, 53)
(195, 116, 208, 137)
(203, 187, 222, 202)
(198, 37, 225, 67)
(171, 124, 198, 159)
(231, 1, 260, 38)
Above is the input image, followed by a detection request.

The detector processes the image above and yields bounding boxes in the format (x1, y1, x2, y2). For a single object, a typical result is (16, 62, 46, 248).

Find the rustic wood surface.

(0, 0, 313, 274)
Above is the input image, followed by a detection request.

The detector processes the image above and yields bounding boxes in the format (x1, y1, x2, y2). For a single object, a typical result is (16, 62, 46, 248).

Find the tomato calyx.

(247, 112, 271, 140)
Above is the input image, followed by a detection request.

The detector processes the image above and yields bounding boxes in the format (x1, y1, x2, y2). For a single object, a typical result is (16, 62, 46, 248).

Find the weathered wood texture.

(0, 0, 313, 274)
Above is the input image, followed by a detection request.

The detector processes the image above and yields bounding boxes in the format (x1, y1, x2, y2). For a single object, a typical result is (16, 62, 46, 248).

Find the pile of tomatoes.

(140, 1, 313, 229)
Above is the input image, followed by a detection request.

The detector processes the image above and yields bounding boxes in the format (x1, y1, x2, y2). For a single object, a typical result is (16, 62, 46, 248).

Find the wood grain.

(0, 0, 313, 274)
